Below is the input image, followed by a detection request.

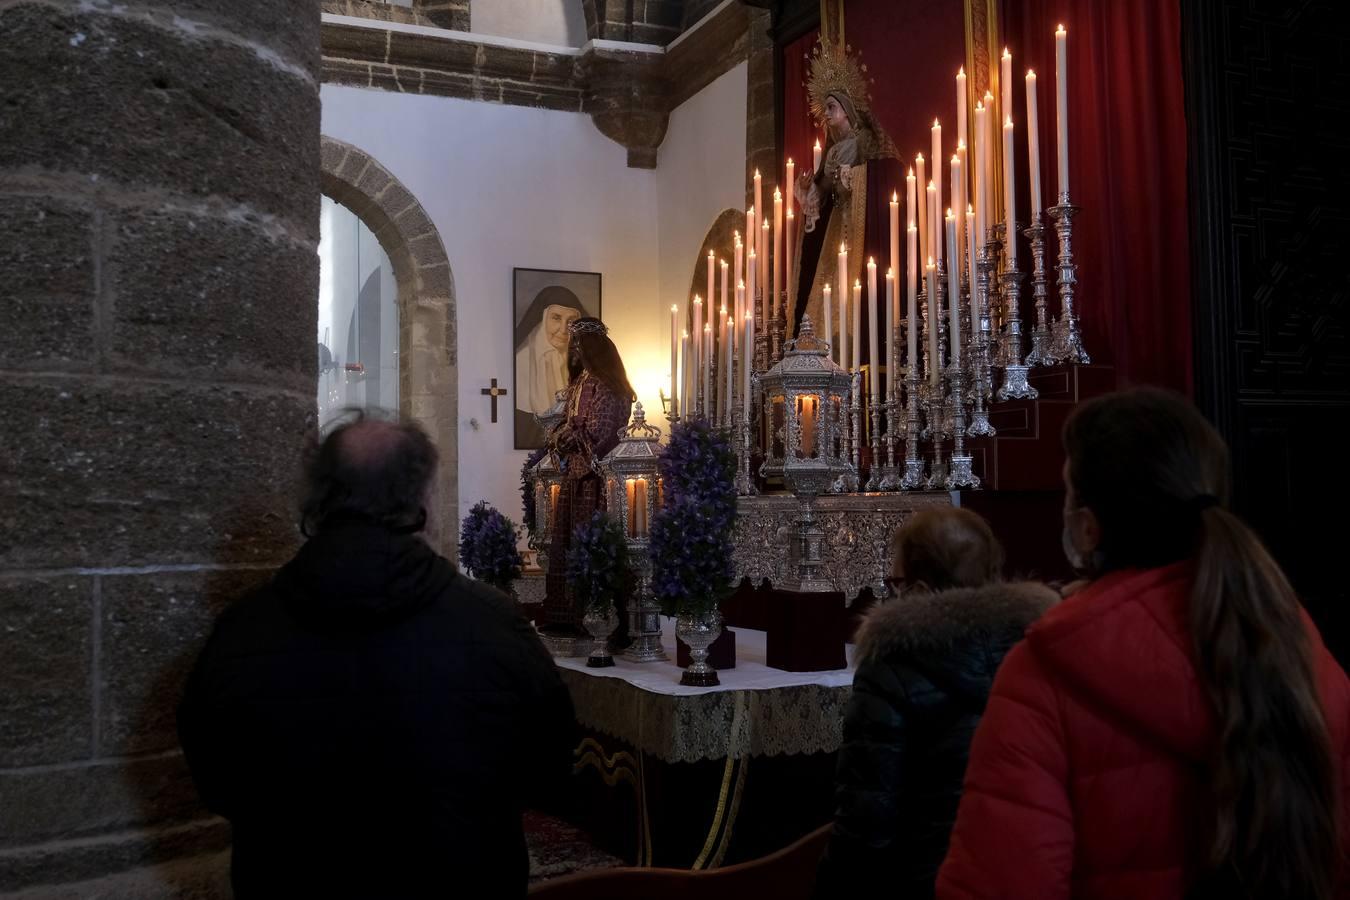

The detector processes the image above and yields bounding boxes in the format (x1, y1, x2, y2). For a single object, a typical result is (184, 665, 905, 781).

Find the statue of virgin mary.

(789, 40, 901, 347)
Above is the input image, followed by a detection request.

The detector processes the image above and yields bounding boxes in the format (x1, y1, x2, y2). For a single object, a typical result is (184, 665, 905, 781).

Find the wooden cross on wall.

(481, 378, 509, 423)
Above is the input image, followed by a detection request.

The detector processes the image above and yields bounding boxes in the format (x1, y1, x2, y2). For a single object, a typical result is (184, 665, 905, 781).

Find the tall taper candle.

(720, 259, 730, 334)
(785, 208, 795, 312)
(823, 283, 834, 357)
(753, 169, 762, 241)
(707, 251, 715, 331)
(761, 218, 771, 323)
(745, 207, 755, 280)
(927, 181, 938, 265)
(868, 258, 879, 403)
(907, 224, 918, 372)
(915, 153, 927, 268)
(957, 66, 968, 149)
(670, 304, 679, 415)
(1056, 25, 1070, 197)
(703, 323, 713, 420)
(931, 120, 943, 262)
(976, 102, 989, 242)
(681, 331, 692, 416)
(725, 315, 734, 424)
(906, 169, 917, 262)
(966, 205, 978, 333)
(1001, 48, 1013, 130)
(747, 250, 757, 336)
(1003, 116, 1018, 267)
(786, 158, 795, 202)
(734, 231, 743, 294)
(743, 314, 752, 421)
(852, 278, 862, 374)
(956, 143, 968, 268)
(773, 188, 783, 315)
(889, 192, 900, 288)
(946, 210, 961, 365)
(718, 312, 728, 423)
(885, 269, 895, 397)
(950, 153, 963, 277)
(1026, 69, 1043, 216)
(813, 138, 822, 174)
(692, 295, 703, 398)
(837, 242, 849, 368)
(736, 279, 745, 348)
(926, 258, 938, 384)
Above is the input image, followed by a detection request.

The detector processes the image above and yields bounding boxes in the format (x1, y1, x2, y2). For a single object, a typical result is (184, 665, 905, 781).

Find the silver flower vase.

(677, 608, 723, 687)
(582, 604, 620, 668)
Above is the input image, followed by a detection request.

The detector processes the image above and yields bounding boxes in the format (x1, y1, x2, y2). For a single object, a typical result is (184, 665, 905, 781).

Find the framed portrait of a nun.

(512, 268, 602, 449)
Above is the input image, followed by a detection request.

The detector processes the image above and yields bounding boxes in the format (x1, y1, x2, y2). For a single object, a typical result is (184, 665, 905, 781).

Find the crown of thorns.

(568, 319, 608, 336)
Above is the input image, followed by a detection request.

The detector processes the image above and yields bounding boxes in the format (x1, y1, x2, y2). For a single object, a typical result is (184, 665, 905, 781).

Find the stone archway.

(319, 136, 459, 557)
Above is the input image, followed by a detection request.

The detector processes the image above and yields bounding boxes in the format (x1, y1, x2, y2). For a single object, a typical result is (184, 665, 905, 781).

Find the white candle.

(718, 313, 728, 423)
(931, 120, 943, 262)
(1001, 48, 1013, 131)
(785, 208, 795, 315)
(907, 225, 918, 374)
(761, 218, 771, 324)
(692, 295, 703, 388)
(703, 323, 713, 419)
(823, 283, 834, 357)
(1003, 116, 1018, 267)
(956, 143, 968, 267)
(927, 180, 938, 265)
(957, 66, 968, 150)
(786, 158, 795, 202)
(753, 169, 762, 241)
(852, 278, 862, 374)
(747, 250, 757, 328)
(966, 204, 978, 330)
(720, 259, 730, 331)
(707, 251, 716, 334)
(813, 138, 822, 173)
(976, 102, 989, 244)
(734, 231, 743, 295)
(984, 91, 996, 210)
(745, 206, 755, 281)
(773, 188, 783, 316)
(867, 258, 879, 403)
(946, 210, 961, 366)
(670, 304, 679, 415)
(743, 314, 753, 421)
(889, 192, 900, 286)
(681, 331, 692, 416)
(915, 153, 927, 268)
(735, 279, 745, 355)
(885, 269, 895, 398)
(926, 259, 938, 384)
(1026, 69, 1043, 216)
(950, 153, 962, 276)
(1056, 25, 1070, 197)
(725, 315, 735, 425)
(906, 169, 917, 262)
(837, 243, 849, 368)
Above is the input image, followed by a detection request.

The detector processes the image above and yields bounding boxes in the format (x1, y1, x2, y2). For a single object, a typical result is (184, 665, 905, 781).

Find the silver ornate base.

(540, 632, 595, 659)
(925, 457, 949, 491)
(900, 457, 926, 490)
(946, 454, 980, 489)
(677, 610, 723, 687)
(877, 466, 901, 491)
(996, 364, 1039, 401)
(1025, 326, 1054, 367)
(734, 471, 755, 495)
(967, 410, 996, 437)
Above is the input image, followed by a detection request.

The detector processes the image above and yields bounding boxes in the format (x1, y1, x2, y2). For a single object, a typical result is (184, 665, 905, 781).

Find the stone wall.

(0, 0, 320, 893)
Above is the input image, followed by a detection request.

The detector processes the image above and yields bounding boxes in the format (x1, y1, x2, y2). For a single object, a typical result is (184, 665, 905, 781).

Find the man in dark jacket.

(178, 415, 576, 898)
(813, 507, 1058, 897)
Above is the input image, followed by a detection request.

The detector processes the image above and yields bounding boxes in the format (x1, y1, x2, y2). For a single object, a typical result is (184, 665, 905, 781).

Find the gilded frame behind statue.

(512, 267, 602, 450)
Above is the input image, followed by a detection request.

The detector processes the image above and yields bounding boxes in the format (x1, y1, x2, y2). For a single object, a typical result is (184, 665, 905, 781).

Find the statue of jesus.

(540, 317, 635, 641)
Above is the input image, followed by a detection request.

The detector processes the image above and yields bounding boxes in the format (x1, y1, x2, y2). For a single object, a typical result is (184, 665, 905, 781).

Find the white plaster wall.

(471, 0, 586, 48)
(655, 61, 748, 391)
(322, 84, 663, 531)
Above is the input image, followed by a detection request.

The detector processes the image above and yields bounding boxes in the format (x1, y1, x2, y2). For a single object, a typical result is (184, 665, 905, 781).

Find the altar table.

(555, 620, 855, 869)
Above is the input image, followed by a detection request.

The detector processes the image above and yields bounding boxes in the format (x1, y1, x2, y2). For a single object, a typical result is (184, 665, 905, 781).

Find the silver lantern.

(600, 402, 667, 662)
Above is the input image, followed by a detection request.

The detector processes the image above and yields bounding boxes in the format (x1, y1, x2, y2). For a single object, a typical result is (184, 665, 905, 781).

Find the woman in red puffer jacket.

(938, 388, 1350, 899)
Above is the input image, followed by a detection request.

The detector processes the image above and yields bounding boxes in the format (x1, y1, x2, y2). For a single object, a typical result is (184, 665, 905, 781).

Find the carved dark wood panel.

(1186, 0, 1350, 661)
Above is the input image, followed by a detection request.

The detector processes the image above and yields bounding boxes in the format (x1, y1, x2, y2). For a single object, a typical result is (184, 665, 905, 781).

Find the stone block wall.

(0, 0, 320, 893)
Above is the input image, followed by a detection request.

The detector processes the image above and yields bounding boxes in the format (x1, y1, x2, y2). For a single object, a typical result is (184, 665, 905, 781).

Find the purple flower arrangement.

(565, 511, 632, 614)
(459, 500, 523, 591)
(520, 447, 548, 540)
(648, 418, 738, 616)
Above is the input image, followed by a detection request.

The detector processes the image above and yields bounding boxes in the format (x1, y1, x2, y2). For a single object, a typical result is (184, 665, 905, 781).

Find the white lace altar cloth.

(555, 620, 856, 764)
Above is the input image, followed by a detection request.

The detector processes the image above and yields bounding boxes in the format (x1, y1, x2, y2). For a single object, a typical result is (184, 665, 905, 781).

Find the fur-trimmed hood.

(856, 580, 1059, 667)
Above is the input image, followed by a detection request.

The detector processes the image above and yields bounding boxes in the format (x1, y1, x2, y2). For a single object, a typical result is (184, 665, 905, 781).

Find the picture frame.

(512, 268, 602, 450)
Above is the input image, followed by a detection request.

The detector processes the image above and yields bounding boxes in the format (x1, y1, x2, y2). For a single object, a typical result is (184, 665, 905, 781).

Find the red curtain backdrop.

(1002, 0, 1192, 393)
(780, 0, 1193, 393)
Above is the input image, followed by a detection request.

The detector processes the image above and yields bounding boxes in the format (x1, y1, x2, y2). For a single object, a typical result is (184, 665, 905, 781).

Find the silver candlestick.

(866, 372, 884, 490)
(900, 366, 926, 489)
(1023, 215, 1054, 367)
(996, 260, 1038, 401)
(734, 383, 757, 496)
(945, 363, 980, 489)
(772, 295, 788, 365)
(849, 371, 862, 490)
(924, 373, 949, 490)
(1047, 193, 1091, 365)
(967, 238, 999, 437)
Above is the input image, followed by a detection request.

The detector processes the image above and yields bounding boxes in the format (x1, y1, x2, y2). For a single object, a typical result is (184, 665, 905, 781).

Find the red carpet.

(525, 810, 625, 883)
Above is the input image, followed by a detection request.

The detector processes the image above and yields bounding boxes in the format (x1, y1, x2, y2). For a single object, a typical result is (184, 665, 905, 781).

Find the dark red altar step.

(962, 364, 1116, 491)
